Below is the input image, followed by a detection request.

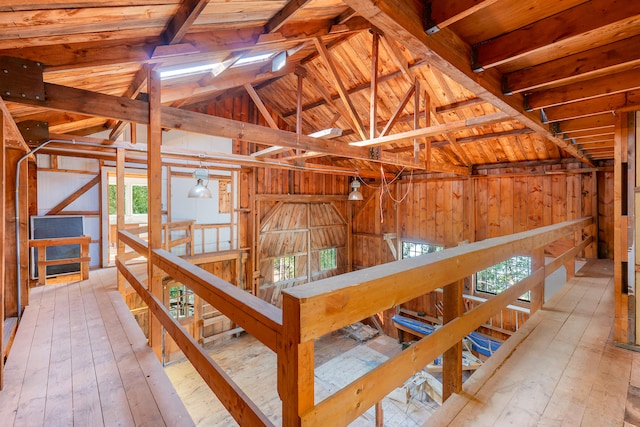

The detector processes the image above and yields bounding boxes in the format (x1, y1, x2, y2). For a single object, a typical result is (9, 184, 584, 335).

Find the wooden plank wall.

(351, 163, 614, 336)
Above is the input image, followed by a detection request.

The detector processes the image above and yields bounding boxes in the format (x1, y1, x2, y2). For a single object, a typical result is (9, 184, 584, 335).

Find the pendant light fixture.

(348, 177, 363, 201)
(188, 165, 212, 199)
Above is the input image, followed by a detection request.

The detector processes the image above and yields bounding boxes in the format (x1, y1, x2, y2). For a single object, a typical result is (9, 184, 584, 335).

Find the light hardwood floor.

(0, 267, 193, 427)
(427, 259, 638, 427)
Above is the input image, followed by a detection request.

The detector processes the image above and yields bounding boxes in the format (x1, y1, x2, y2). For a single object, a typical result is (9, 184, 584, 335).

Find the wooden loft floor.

(427, 259, 636, 426)
(0, 268, 193, 427)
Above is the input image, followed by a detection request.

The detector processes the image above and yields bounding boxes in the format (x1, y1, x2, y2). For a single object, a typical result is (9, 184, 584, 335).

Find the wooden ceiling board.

(2, 0, 636, 169)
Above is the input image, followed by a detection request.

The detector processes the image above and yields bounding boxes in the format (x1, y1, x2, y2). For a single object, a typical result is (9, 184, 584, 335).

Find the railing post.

(530, 247, 545, 313)
(442, 279, 464, 400)
(80, 238, 89, 280)
(279, 293, 314, 427)
(116, 147, 125, 295)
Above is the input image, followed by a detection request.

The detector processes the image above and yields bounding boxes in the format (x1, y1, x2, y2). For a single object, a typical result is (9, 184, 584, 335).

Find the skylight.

(160, 62, 224, 79)
(232, 52, 273, 67)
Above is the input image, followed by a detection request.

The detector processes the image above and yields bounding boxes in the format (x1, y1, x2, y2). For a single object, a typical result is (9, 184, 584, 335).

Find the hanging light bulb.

(188, 166, 212, 198)
(348, 178, 363, 201)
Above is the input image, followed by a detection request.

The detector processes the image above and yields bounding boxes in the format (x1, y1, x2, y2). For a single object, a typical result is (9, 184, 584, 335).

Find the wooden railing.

(117, 229, 281, 426)
(29, 235, 91, 286)
(117, 217, 593, 426)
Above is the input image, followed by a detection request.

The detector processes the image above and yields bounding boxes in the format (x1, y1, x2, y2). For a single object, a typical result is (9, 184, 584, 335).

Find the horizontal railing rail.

(29, 235, 92, 285)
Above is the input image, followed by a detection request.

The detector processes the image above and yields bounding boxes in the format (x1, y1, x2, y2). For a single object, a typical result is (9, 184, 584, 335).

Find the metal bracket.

(17, 120, 49, 144)
(0, 56, 45, 101)
(423, 2, 440, 35)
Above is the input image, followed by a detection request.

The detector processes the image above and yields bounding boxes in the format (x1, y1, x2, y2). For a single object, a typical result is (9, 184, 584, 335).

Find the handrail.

(151, 247, 282, 351)
(117, 229, 281, 425)
(284, 216, 591, 342)
(116, 258, 274, 427)
(280, 216, 593, 426)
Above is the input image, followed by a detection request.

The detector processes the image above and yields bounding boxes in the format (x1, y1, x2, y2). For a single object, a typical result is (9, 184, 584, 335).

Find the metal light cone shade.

(188, 178, 212, 198)
(348, 179, 363, 201)
(348, 189, 363, 200)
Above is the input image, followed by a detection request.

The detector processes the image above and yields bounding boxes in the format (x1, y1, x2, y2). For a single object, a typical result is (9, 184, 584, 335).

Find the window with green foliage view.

(402, 241, 444, 259)
(319, 248, 337, 270)
(131, 185, 148, 214)
(273, 256, 295, 282)
(476, 255, 532, 301)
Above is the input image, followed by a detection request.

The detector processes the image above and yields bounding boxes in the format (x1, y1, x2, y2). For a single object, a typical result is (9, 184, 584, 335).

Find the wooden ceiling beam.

(380, 33, 412, 81)
(351, 112, 512, 147)
(556, 114, 617, 134)
(562, 129, 615, 140)
(243, 84, 280, 130)
(313, 37, 368, 140)
(472, 0, 640, 71)
(380, 81, 415, 137)
(542, 92, 640, 123)
(282, 59, 429, 117)
(8, 82, 429, 170)
(164, 0, 210, 44)
(525, 68, 640, 111)
(504, 34, 640, 95)
(342, 0, 594, 166)
(265, 0, 313, 34)
(424, 0, 500, 34)
(335, 8, 358, 25)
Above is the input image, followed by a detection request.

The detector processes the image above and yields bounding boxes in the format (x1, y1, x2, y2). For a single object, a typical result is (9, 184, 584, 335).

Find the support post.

(279, 293, 314, 427)
(116, 148, 125, 294)
(147, 68, 164, 361)
(0, 112, 5, 390)
(530, 247, 545, 313)
(442, 279, 463, 400)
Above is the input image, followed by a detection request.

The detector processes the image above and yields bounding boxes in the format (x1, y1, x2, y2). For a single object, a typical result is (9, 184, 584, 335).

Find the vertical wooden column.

(306, 204, 311, 283)
(615, 112, 630, 342)
(424, 90, 431, 171)
(147, 68, 164, 361)
(442, 279, 463, 400)
(530, 247, 545, 313)
(370, 31, 379, 139)
(0, 112, 5, 390)
(347, 200, 353, 272)
(591, 170, 599, 258)
(279, 293, 314, 427)
(413, 78, 420, 163)
(116, 148, 125, 294)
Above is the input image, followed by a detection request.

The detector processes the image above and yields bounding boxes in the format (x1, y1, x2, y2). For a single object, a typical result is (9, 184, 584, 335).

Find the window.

(169, 284, 194, 320)
(402, 241, 444, 258)
(108, 184, 117, 215)
(273, 256, 296, 282)
(319, 248, 337, 270)
(476, 255, 532, 301)
(131, 185, 148, 214)
(107, 175, 148, 218)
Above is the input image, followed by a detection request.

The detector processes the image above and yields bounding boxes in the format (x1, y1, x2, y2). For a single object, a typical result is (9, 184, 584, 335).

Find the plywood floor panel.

(0, 267, 193, 427)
